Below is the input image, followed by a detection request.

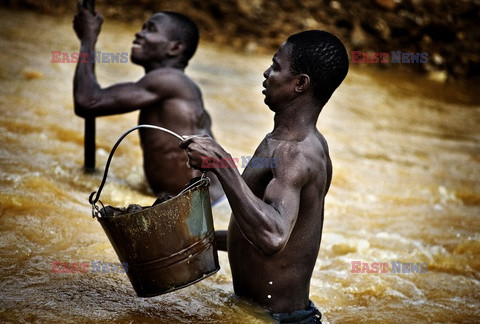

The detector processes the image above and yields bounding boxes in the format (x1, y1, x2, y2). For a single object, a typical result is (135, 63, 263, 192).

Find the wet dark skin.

(73, 5, 223, 202)
(181, 42, 332, 313)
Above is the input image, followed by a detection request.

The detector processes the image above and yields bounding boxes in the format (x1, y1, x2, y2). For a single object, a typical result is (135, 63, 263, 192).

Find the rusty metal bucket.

(89, 125, 220, 297)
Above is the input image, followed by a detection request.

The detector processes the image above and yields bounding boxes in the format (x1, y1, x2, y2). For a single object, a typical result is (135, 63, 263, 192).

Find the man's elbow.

(74, 95, 97, 118)
(258, 233, 288, 257)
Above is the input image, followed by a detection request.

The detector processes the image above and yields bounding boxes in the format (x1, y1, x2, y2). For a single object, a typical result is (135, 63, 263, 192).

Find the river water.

(1, 8, 479, 323)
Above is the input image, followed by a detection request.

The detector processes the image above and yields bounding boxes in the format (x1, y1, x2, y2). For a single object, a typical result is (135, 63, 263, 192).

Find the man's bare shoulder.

(270, 132, 326, 162)
(266, 138, 310, 185)
(269, 133, 328, 180)
(270, 140, 304, 164)
(138, 68, 198, 96)
(315, 130, 330, 157)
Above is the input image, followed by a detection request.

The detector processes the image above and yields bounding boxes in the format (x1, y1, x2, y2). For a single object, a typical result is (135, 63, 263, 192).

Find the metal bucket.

(89, 125, 220, 297)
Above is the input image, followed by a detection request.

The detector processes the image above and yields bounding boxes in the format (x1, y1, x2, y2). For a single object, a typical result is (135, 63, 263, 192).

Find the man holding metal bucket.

(181, 30, 349, 323)
(73, 5, 224, 204)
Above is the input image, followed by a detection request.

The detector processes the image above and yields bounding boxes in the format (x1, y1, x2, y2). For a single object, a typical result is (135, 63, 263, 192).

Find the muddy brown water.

(1, 8, 479, 323)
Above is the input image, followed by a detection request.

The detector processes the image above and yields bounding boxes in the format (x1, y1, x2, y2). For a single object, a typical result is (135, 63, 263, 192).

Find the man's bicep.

(82, 78, 162, 116)
(84, 71, 179, 116)
(97, 81, 161, 113)
(263, 164, 308, 231)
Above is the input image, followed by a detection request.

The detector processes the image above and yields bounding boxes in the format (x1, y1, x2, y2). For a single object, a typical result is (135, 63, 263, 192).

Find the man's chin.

(263, 96, 270, 106)
(263, 99, 274, 111)
(130, 55, 142, 66)
(263, 98, 279, 112)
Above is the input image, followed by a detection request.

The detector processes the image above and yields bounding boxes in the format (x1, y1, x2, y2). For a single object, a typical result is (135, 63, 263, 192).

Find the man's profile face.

(262, 43, 298, 110)
(131, 13, 174, 66)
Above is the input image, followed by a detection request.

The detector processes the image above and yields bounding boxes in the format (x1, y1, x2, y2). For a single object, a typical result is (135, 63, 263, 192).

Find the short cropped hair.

(286, 30, 349, 105)
(157, 11, 200, 66)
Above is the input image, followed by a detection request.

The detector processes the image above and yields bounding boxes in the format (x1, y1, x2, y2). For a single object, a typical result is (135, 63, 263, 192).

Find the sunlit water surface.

(1, 8, 479, 323)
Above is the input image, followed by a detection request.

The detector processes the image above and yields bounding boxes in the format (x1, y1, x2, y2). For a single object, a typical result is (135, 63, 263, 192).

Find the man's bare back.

(73, 8, 223, 202)
(135, 68, 215, 196)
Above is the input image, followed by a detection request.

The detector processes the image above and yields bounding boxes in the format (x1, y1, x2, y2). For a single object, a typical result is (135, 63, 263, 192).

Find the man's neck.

(143, 60, 186, 73)
(271, 99, 321, 139)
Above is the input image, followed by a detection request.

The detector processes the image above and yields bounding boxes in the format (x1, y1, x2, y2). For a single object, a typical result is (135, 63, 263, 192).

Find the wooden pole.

(84, 117, 95, 172)
(82, 0, 96, 172)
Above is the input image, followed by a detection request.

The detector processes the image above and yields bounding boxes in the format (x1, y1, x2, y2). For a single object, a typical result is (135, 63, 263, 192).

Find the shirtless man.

(73, 6, 224, 203)
(180, 30, 349, 322)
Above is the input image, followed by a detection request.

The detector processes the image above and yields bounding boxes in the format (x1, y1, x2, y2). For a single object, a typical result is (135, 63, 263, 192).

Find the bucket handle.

(88, 124, 208, 218)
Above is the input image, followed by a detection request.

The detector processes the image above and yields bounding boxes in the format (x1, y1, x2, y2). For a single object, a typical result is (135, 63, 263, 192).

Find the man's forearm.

(73, 38, 100, 115)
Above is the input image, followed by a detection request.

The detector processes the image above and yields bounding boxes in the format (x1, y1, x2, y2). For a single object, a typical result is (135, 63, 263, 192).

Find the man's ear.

(167, 40, 185, 56)
(294, 74, 311, 93)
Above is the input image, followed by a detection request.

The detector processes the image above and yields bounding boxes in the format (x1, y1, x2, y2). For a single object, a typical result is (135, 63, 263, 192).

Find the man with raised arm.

(73, 5, 224, 203)
(180, 30, 349, 323)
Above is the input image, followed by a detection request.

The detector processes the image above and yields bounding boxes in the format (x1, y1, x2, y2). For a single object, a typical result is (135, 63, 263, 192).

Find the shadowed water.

(0, 8, 479, 323)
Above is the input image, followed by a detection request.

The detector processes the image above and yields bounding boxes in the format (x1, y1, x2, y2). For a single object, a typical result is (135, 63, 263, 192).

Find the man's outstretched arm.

(72, 5, 174, 118)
